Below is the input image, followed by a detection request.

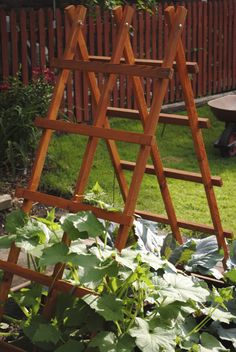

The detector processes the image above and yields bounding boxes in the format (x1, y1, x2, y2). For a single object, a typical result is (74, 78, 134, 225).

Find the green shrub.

(0, 68, 54, 175)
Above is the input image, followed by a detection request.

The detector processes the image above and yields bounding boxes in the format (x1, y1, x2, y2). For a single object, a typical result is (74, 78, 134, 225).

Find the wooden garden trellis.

(0, 4, 233, 351)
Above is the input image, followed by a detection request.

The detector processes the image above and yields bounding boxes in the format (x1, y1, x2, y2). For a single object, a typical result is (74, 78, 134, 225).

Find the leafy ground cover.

(40, 105, 236, 236)
(0, 69, 54, 176)
(0, 208, 235, 351)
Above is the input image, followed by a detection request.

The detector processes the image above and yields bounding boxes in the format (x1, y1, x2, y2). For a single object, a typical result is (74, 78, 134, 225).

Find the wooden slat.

(120, 160, 222, 186)
(35, 118, 154, 145)
(52, 58, 174, 79)
(233, 0, 236, 89)
(197, 1, 203, 97)
(38, 8, 46, 67)
(186, 0, 191, 63)
(223, 0, 228, 91)
(135, 210, 233, 239)
(47, 8, 55, 66)
(132, 6, 138, 110)
(10, 9, 18, 76)
(20, 9, 28, 84)
(29, 8, 37, 70)
(0, 341, 26, 352)
(82, 22, 89, 122)
(0, 10, 9, 79)
(145, 11, 151, 107)
(163, 4, 169, 105)
(96, 6, 103, 89)
(151, 7, 157, 60)
(88, 11, 96, 118)
(192, 0, 197, 96)
(202, 1, 208, 96)
(107, 107, 210, 128)
(227, 0, 233, 90)
(65, 13, 74, 119)
(0, 259, 96, 298)
(88, 55, 198, 74)
(213, 0, 218, 94)
(157, 3, 163, 61)
(15, 188, 133, 226)
(218, 0, 223, 93)
(207, 0, 213, 95)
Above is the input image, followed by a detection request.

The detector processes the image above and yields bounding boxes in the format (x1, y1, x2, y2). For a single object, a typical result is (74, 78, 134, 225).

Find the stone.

(0, 194, 12, 211)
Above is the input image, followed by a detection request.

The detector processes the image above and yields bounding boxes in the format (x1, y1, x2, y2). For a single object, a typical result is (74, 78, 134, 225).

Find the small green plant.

(0, 68, 54, 175)
(0, 206, 235, 351)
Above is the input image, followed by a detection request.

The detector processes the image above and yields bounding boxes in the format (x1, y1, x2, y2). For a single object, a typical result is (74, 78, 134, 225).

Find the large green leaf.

(89, 331, 135, 352)
(15, 220, 53, 251)
(64, 299, 105, 332)
(60, 211, 105, 240)
(0, 234, 16, 248)
(200, 332, 229, 351)
(130, 317, 176, 352)
(79, 258, 118, 286)
(23, 315, 61, 351)
(116, 248, 140, 271)
(83, 294, 123, 321)
(224, 268, 236, 283)
(5, 210, 28, 234)
(140, 252, 166, 271)
(32, 323, 61, 345)
(216, 326, 236, 349)
(39, 242, 69, 266)
(54, 339, 84, 352)
(89, 331, 117, 352)
(186, 236, 223, 277)
(202, 307, 235, 324)
(160, 272, 209, 303)
(168, 239, 196, 266)
(69, 253, 100, 268)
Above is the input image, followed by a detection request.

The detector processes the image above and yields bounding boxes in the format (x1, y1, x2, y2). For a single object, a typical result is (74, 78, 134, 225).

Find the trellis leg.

(42, 6, 134, 319)
(165, 8, 228, 263)
(114, 7, 183, 245)
(66, 6, 129, 202)
(115, 6, 187, 250)
(73, 6, 134, 198)
(0, 6, 87, 320)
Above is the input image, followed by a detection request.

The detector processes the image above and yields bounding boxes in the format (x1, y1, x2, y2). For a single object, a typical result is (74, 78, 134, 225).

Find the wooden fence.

(0, 0, 236, 121)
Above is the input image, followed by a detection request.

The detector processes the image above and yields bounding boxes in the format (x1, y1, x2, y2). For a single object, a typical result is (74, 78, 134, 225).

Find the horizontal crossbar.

(35, 118, 154, 146)
(0, 259, 96, 298)
(89, 55, 199, 74)
(107, 107, 210, 129)
(135, 210, 233, 239)
(52, 58, 174, 79)
(0, 341, 25, 352)
(120, 160, 222, 186)
(15, 188, 133, 226)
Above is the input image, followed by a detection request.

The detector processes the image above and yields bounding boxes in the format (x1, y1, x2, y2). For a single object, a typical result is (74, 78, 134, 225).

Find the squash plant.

(0, 209, 235, 351)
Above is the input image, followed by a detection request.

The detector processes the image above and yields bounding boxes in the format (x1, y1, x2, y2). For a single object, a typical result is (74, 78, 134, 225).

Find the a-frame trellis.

(0, 5, 232, 349)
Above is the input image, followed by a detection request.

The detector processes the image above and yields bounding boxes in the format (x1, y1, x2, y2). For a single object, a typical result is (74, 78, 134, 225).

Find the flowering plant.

(0, 68, 54, 175)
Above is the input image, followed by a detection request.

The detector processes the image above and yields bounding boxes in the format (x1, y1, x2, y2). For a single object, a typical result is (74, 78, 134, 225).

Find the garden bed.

(0, 207, 235, 351)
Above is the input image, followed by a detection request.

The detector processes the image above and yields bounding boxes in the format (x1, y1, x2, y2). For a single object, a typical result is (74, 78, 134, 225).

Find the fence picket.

(0, 10, 9, 79)
(233, 0, 236, 89)
(19, 9, 28, 83)
(228, 0, 233, 90)
(10, 9, 18, 76)
(223, 0, 228, 91)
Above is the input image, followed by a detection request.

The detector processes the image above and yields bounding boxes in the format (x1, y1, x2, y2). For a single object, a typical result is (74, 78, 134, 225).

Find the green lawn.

(41, 105, 236, 236)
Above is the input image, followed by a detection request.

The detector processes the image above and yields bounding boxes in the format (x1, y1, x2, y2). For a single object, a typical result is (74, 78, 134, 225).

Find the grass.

(40, 105, 236, 236)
